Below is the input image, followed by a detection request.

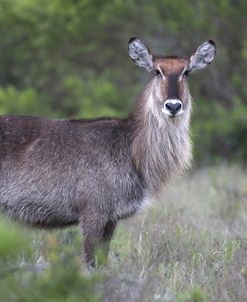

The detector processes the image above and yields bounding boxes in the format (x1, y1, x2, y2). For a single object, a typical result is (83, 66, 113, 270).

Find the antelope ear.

(187, 40, 216, 72)
(128, 37, 154, 72)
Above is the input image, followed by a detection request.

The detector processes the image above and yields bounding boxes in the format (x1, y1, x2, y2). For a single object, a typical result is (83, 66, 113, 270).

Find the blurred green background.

(1, 1, 247, 301)
(0, 0, 246, 164)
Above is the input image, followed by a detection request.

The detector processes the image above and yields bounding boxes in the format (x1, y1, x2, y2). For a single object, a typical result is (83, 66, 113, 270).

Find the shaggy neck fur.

(131, 78, 192, 194)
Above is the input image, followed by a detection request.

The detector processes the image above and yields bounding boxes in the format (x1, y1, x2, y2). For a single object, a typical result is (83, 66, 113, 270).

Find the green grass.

(1, 165, 247, 301)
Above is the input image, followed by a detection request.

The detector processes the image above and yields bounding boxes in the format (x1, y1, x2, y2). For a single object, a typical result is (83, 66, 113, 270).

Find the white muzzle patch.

(162, 99, 184, 117)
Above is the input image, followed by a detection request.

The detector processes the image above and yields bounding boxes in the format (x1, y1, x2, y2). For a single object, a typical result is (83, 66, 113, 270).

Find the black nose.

(165, 102, 182, 115)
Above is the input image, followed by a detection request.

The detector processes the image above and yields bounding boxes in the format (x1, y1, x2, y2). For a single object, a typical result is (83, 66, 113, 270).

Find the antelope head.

(128, 38, 216, 120)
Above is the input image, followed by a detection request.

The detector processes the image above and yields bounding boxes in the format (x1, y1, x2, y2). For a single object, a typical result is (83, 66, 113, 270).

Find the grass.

(101, 164, 247, 302)
(1, 164, 247, 301)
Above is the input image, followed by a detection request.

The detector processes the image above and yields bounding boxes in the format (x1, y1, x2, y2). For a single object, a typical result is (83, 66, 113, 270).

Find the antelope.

(0, 38, 216, 266)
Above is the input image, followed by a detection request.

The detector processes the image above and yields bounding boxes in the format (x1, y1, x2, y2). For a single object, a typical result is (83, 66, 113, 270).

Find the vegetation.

(0, 0, 246, 163)
(0, 217, 100, 302)
(0, 1, 247, 301)
(1, 165, 247, 301)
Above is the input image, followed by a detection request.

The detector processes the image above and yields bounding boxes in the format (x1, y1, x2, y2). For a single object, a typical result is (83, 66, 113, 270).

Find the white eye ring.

(179, 67, 189, 81)
(155, 66, 165, 79)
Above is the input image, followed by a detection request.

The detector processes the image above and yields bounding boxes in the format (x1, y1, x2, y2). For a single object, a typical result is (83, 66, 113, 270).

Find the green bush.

(192, 98, 247, 164)
(0, 219, 100, 302)
(0, 86, 53, 116)
(177, 287, 206, 302)
(0, 217, 29, 258)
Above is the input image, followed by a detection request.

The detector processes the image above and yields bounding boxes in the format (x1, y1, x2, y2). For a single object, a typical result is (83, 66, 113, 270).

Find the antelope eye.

(154, 69, 162, 77)
(183, 69, 190, 77)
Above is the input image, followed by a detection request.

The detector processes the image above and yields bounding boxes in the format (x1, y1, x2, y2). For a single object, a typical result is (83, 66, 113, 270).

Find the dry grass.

(99, 165, 247, 302)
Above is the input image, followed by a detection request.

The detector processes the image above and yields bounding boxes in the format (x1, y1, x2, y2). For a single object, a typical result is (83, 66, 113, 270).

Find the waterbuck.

(0, 38, 216, 266)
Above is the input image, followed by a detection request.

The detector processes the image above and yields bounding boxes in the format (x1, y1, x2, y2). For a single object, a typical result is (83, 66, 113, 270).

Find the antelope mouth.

(162, 99, 184, 118)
